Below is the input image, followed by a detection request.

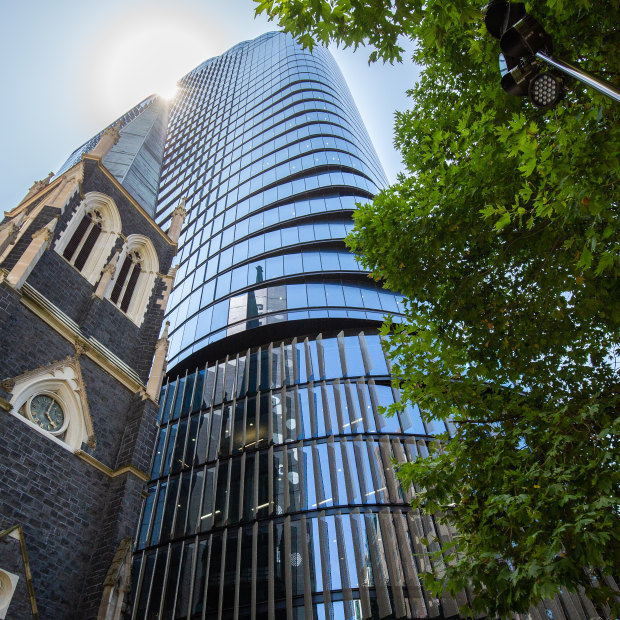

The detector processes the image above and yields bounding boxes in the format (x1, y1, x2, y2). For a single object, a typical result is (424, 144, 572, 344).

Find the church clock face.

(26, 393, 68, 436)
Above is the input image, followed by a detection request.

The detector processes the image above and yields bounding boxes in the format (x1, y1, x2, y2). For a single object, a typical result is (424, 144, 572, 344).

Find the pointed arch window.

(62, 209, 103, 270)
(55, 192, 121, 285)
(107, 235, 159, 326)
(110, 250, 142, 312)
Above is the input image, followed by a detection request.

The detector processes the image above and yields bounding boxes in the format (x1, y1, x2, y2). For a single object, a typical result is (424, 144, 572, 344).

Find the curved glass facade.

(132, 32, 454, 619)
(153, 32, 392, 374)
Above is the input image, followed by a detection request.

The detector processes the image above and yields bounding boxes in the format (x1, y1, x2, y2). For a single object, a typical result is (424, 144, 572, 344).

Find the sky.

(0, 0, 420, 210)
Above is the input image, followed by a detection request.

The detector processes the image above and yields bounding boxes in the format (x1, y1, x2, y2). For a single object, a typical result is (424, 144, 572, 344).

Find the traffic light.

(484, 0, 525, 40)
(484, 0, 620, 106)
(484, 0, 564, 108)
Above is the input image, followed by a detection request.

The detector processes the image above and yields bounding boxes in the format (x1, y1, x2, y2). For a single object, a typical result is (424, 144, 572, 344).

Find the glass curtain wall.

(132, 32, 463, 619)
(155, 32, 391, 371)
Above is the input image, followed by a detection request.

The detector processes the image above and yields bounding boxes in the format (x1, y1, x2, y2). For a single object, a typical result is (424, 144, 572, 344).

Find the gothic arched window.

(55, 192, 121, 285)
(107, 235, 159, 325)
(110, 250, 142, 313)
(62, 209, 103, 270)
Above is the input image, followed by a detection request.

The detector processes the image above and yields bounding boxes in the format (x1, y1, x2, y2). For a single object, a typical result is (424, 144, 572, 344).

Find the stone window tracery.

(55, 192, 121, 285)
(107, 235, 159, 326)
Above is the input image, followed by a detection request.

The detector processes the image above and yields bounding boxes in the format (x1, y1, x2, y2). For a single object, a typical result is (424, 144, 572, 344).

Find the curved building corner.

(131, 31, 461, 620)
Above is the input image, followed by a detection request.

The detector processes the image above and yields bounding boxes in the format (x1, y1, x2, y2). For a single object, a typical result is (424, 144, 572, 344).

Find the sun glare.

(86, 8, 222, 123)
(158, 83, 180, 102)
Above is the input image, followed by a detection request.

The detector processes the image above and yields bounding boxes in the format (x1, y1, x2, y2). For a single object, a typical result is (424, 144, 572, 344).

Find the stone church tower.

(0, 99, 183, 619)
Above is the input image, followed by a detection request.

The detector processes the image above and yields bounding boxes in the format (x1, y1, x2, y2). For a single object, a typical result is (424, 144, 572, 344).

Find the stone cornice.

(4, 177, 64, 219)
(74, 449, 149, 482)
(18, 281, 153, 399)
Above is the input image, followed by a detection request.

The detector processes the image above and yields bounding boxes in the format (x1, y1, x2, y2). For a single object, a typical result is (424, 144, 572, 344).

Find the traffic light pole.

(536, 51, 620, 104)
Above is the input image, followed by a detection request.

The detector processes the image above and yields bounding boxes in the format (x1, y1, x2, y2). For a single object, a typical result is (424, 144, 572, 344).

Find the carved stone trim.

(18, 282, 147, 397)
(6, 354, 96, 448)
(74, 450, 149, 482)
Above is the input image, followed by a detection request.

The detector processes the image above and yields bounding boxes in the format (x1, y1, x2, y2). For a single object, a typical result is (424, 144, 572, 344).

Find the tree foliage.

(255, 0, 620, 616)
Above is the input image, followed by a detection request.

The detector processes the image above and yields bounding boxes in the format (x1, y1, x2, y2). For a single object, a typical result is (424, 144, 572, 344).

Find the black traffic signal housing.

(484, 1, 565, 108)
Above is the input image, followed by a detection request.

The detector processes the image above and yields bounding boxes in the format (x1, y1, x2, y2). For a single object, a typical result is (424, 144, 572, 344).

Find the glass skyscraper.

(129, 32, 459, 619)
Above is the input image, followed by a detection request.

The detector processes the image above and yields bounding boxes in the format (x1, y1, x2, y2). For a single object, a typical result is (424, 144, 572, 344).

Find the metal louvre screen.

(132, 330, 459, 619)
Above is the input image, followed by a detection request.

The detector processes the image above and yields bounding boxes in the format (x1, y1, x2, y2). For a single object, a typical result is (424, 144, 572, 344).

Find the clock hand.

(44, 400, 57, 428)
(45, 410, 57, 428)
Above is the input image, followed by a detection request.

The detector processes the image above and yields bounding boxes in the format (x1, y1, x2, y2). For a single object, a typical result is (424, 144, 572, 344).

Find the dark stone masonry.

(0, 157, 174, 619)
